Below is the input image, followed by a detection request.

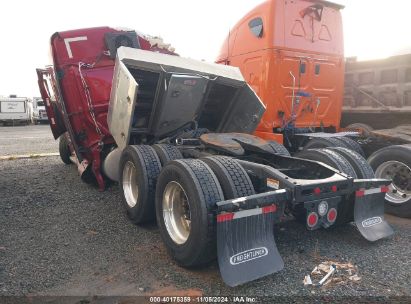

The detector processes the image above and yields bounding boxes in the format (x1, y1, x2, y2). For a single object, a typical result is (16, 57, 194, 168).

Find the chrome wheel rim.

(122, 161, 139, 208)
(162, 181, 191, 245)
(375, 160, 411, 204)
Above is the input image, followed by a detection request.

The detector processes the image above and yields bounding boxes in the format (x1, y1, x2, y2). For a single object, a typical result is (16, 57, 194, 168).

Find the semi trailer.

(37, 26, 393, 286)
(216, 0, 411, 217)
(342, 53, 411, 130)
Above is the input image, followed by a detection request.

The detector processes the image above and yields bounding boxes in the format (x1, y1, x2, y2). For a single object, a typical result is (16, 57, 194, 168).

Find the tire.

(337, 137, 365, 157)
(295, 148, 357, 224)
(346, 123, 374, 137)
(296, 149, 357, 179)
(180, 128, 209, 139)
(155, 159, 224, 267)
(329, 147, 374, 179)
(267, 141, 291, 156)
(202, 156, 255, 199)
(119, 145, 162, 224)
(303, 137, 348, 150)
(152, 144, 183, 166)
(58, 135, 71, 165)
(368, 145, 411, 218)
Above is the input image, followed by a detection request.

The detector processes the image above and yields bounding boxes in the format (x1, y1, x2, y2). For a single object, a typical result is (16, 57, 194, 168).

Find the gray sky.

(0, 0, 410, 97)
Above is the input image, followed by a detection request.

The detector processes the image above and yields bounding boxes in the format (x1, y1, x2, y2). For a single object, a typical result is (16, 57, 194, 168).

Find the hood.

(108, 47, 266, 148)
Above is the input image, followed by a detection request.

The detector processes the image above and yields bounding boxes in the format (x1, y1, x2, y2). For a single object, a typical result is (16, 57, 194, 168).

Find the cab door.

(36, 68, 67, 139)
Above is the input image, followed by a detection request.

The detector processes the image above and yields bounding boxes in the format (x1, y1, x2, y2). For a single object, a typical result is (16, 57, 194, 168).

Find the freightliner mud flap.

(354, 180, 394, 241)
(216, 189, 288, 287)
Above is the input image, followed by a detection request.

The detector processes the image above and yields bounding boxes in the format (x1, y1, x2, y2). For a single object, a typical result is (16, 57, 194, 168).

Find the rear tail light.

(307, 212, 319, 228)
(313, 187, 321, 195)
(331, 185, 337, 192)
(356, 189, 365, 197)
(327, 208, 337, 223)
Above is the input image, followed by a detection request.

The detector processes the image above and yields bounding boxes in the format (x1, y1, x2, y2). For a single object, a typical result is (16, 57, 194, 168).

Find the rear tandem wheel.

(267, 141, 291, 156)
(119, 145, 162, 224)
(303, 136, 364, 156)
(201, 156, 255, 199)
(152, 144, 183, 166)
(155, 159, 224, 267)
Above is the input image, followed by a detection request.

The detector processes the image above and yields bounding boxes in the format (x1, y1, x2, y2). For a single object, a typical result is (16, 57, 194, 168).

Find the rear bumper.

(215, 178, 392, 233)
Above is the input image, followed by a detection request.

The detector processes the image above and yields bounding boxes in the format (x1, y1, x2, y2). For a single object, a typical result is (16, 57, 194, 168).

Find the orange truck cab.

(216, 0, 345, 149)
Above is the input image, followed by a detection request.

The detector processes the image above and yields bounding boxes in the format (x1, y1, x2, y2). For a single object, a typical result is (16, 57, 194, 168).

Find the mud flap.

(216, 190, 288, 287)
(354, 186, 394, 241)
(217, 208, 283, 287)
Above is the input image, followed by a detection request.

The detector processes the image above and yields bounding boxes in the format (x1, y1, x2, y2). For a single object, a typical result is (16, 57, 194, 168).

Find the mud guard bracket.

(216, 189, 288, 287)
(354, 179, 394, 241)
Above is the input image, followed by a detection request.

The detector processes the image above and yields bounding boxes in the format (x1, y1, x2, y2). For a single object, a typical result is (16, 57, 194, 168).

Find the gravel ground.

(0, 125, 57, 155)
(1, 156, 410, 298)
(0, 126, 410, 299)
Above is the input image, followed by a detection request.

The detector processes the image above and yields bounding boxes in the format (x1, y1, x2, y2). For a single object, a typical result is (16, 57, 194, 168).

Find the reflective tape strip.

(262, 204, 277, 213)
(217, 213, 234, 223)
(233, 208, 262, 219)
(232, 197, 246, 204)
(217, 204, 277, 222)
(381, 185, 389, 193)
(356, 186, 388, 197)
(364, 188, 383, 195)
(64, 36, 88, 58)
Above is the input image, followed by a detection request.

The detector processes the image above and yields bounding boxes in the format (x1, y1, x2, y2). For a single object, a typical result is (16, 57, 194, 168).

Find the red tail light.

(313, 187, 321, 195)
(327, 208, 337, 223)
(356, 189, 365, 197)
(307, 212, 318, 228)
(331, 185, 337, 192)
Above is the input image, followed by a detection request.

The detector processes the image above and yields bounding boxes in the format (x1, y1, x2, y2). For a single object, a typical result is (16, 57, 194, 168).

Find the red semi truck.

(37, 26, 393, 286)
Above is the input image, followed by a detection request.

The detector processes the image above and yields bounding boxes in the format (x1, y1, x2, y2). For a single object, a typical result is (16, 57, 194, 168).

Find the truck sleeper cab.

(216, 0, 346, 151)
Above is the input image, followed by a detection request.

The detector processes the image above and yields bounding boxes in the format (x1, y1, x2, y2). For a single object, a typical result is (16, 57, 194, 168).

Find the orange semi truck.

(217, 0, 411, 217)
(216, 0, 345, 148)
